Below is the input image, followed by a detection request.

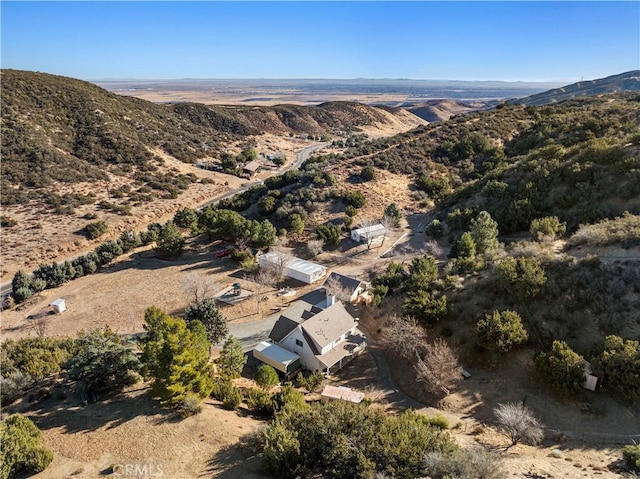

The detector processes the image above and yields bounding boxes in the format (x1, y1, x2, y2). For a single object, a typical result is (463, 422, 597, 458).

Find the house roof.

(243, 160, 261, 172)
(316, 328, 367, 369)
(253, 341, 300, 369)
(301, 302, 356, 350)
(324, 272, 364, 293)
(269, 315, 302, 343)
(353, 224, 387, 238)
(287, 257, 326, 276)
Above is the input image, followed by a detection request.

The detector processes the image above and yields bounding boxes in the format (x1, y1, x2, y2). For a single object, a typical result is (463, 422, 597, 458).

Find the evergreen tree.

(255, 364, 279, 389)
(139, 307, 214, 410)
(217, 335, 247, 379)
(156, 221, 185, 257)
(469, 211, 499, 254)
(534, 340, 585, 396)
(184, 298, 229, 346)
(67, 328, 141, 394)
(477, 310, 529, 354)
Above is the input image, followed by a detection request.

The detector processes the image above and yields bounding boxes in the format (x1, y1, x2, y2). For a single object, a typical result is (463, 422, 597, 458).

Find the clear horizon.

(2, 1, 639, 83)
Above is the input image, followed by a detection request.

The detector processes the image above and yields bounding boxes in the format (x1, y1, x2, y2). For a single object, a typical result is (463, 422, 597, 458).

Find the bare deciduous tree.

(414, 338, 462, 397)
(307, 239, 324, 258)
(357, 217, 381, 250)
(381, 315, 428, 360)
(323, 275, 353, 304)
(182, 272, 219, 306)
(249, 267, 280, 316)
(380, 214, 397, 247)
(494, 402, 544, 448)
(264, 249, 291, 284)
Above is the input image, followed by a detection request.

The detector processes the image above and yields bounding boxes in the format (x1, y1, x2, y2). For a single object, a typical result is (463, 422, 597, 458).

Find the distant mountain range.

(511, 70, 640, 106)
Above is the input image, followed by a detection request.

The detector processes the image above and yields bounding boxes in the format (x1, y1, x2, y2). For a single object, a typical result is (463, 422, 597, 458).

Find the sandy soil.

(8, 382, 268, 479)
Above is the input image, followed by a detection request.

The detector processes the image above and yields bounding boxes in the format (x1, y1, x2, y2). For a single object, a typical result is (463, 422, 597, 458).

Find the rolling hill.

(511, 70, 640, 106)
(0, 69, 423, 206)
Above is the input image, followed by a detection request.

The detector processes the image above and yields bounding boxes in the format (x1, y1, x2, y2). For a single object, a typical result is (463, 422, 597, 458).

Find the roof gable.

(301, 302, 356, 349)
(269, 315, 300, 343)
(324, 272, 363, 293)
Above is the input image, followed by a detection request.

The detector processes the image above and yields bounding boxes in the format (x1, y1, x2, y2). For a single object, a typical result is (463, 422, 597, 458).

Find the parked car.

(213, 248, 232, 259)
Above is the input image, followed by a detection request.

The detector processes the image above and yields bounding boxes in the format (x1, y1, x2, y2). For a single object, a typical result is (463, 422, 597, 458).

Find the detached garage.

(253, 341, 301, 380)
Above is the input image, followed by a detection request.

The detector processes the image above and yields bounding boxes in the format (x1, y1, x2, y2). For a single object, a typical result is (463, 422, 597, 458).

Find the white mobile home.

(259, 252, 326, 284)
(351, 224, 387, 243)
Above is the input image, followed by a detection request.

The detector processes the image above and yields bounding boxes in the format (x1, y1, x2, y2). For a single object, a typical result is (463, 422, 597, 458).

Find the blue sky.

(1, 2, 638, 81)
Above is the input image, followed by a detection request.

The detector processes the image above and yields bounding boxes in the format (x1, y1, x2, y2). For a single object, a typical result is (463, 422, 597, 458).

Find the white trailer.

(253, 341, 301, 380)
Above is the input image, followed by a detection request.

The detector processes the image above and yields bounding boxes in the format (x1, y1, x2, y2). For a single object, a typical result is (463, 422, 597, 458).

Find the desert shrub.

(118, 230, 141, 253)
(177, 392, 203, 418)
(417, 174, 451, 200)
(345, 205, 357, 217)
(298, 371, 324, 393)
(360, 165, 376, 181)
(495, 256, 547, 301)
(426, 219, 445, 238)
(477, 310, 529, 354)
(530, 216, 567, 240)
(424, 415, 450, 430)
(344, 190, 366, 208)
(246, 388, 275, 416)
(94, 240, 123, 265)
(424, 447, 506, 479)
(534, 340, 585, 396)
(591, 335, 640, 401)
(1, 337, 77, 381)
(262, 400, 456, 479)
(271, 383, 308, 415)
(84, 220, 108, 239)
(13, 287, 33, 303)
(623, 444, 640, 472)
(212, 378, 243, 410)
(173, 207, 198, 229)
(255, 365, 279, 390)
(0, 414, 53, 479)
(0, 215, 17, 227)
(315, 223, 341, 247)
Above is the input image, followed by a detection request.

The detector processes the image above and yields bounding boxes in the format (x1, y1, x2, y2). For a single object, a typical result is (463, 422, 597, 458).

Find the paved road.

(220, 289, 326, 352)
(198, 142, 329, 210)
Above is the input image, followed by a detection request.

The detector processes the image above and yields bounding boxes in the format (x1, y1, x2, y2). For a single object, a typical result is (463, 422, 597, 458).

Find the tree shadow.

(203, 432, 266, 479)
(15, 382, 175, 434)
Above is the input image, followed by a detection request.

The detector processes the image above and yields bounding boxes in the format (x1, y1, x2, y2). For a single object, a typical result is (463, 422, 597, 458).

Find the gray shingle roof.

(301, 302, 356, 350)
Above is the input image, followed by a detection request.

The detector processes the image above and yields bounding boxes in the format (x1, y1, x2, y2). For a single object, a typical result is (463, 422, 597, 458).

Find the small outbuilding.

(242, 160, 261, 176)
(51, 298, 66, 314)
(351, 224, 387, 243)
(320, 385, 364, 404)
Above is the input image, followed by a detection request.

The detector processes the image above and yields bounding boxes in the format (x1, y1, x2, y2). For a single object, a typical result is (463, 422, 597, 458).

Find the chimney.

(326, 293, 336, 307)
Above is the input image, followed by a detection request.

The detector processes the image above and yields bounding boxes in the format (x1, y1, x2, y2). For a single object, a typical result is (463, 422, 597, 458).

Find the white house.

(259, 252, 326, 284)
(351, 224, 387, 243)
(323, 272, 367, 304)
(265, 299, 367, 375)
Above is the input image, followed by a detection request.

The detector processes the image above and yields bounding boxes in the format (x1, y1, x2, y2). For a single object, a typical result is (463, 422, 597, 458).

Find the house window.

(295, 339, 303, 347)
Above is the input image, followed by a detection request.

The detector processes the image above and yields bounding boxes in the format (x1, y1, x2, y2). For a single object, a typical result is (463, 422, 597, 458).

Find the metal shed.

(51, 298, 66, 314)
(259, 252, 326, 284)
